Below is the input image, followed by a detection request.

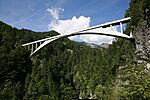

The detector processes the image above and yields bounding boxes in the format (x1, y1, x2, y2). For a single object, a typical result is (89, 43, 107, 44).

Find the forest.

(0, 0, 150, 99)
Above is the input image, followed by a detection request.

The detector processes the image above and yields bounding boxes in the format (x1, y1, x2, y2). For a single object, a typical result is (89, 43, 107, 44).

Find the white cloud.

(47, 7, 64, 30)
(50, 16, 91, 40)
(47, 7, 115, 45)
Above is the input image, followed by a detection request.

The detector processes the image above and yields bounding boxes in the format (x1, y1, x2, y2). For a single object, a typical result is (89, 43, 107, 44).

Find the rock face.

(134, 22, 150, 60)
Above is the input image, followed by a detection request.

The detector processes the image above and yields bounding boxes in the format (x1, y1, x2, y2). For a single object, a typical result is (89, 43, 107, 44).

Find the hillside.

(0, 21, 121, 99)
(0, 0, 150, 99)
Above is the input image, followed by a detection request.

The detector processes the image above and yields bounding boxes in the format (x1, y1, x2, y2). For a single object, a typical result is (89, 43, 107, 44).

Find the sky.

(0, 0, 130, 44)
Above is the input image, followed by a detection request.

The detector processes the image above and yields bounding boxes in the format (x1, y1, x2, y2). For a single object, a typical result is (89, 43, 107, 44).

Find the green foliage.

(126, 0, 150, 27)
(0, 21, 32, 99)
(120, 63, 150, 99)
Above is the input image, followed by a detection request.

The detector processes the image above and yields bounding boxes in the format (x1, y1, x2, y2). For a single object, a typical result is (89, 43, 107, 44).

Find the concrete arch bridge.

(22, 17, 133, 56)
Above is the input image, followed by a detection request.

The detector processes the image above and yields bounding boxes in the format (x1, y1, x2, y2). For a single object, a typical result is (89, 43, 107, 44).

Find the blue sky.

(0, 0, 130, 31)
(0, 0, 130, 44)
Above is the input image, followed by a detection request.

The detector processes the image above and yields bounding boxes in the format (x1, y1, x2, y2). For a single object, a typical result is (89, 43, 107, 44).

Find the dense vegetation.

(119, 0, 150, 99)
(0, 0, 150, 99)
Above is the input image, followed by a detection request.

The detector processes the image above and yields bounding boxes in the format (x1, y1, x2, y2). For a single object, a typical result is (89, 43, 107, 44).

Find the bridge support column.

(28, 45, 30, 50)
(110, 25, 113, 30)
(120, 22, 123, 33)
(36, 43, 38, 49)
(31, 44, 34, 54)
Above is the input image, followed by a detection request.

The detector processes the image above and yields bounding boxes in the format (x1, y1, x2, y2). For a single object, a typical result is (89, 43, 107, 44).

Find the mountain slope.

(0, 21, 120, 99)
